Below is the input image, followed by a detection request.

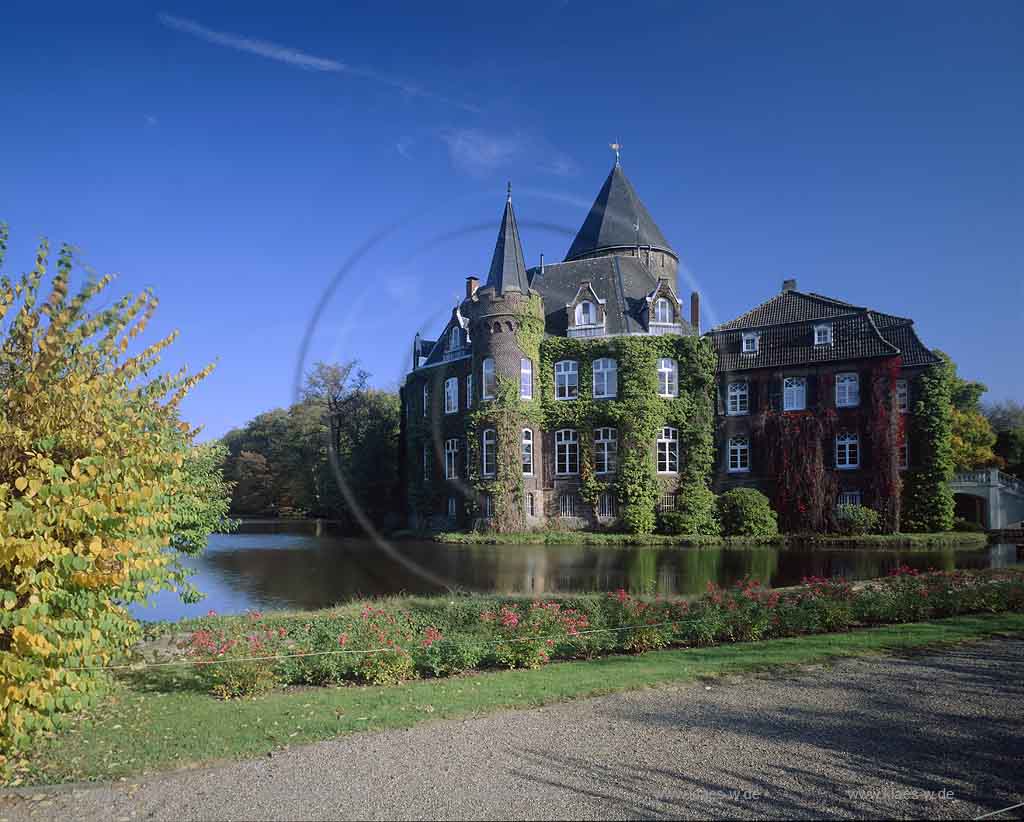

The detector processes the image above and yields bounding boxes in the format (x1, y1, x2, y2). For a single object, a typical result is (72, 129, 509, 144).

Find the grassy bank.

(15, 612, 1024, 787)
(432, 530, 989, 549)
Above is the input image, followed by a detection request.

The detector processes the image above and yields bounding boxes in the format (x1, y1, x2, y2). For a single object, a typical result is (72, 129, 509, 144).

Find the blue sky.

(2, 0, 1021, 439)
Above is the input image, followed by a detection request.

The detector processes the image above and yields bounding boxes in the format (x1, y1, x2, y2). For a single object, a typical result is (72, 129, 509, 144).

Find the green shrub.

(657, 486, 720, 536)
(717, 489, 778, 537)
(833, 504, 881, 536)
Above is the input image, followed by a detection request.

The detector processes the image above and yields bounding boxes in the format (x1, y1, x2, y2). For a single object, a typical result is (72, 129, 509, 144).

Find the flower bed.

(182, 568, 1024, 697)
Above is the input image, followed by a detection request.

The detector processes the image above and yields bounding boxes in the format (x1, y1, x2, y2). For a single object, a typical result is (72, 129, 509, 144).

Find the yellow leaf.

(14, 477, 28, 492)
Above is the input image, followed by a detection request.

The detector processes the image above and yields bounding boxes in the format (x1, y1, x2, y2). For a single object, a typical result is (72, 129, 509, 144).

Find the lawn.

(16, 612, 1024, 787)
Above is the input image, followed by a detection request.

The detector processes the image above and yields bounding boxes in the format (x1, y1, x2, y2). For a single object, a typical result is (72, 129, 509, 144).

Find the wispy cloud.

(158, 13, 480, 113)
(439, 128, 578, 178)
(145, 114, 159, 127)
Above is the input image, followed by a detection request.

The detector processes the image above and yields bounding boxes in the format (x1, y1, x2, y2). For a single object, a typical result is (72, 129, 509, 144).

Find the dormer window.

(575, 301, 596, 326)
(742, 333, 759, 354)
(654, 297, 673, 324)
(449, 326, 461, 351)
(814, 324, 833, 346)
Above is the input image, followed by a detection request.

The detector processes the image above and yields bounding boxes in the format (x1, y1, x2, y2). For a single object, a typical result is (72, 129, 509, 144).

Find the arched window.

(657, 358, 678, 398)
(521, 429, 534, 475)
(449, 326, 461, 351)
(836, 373, 859, 407)
(654, 297, 673, 324)
(482, 357, 496, 400)
(555, 360, 579, 400)
(555, 429, 579, 475)
(727, 381, 749, 415)
(520, 358, 533, 399)
(482, 429, 497, 476)
(783, 377, 806, 411)
(835, 432, 860, 469)
(575, 301, 595, 326)
(594, 427, 618, 474)
(444, 377, 459, 414)
(656, 427, 679, 474)
(444, 438, 459, 479)
(592, 358, 617, 398)
(728, 435, 750, 472)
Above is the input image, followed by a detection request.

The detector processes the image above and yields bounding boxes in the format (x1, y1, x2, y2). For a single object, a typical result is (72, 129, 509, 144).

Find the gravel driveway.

(4, 639, 1023, 821)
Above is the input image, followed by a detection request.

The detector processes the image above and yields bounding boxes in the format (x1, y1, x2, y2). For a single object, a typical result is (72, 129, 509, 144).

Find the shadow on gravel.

(508, 643, 1024, 819)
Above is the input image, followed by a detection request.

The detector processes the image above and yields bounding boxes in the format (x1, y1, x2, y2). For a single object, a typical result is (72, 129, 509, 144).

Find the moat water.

(132, 522, 1019, 622)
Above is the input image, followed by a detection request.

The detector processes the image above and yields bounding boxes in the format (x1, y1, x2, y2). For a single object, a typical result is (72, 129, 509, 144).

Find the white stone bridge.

(949, 468, 1024, 530)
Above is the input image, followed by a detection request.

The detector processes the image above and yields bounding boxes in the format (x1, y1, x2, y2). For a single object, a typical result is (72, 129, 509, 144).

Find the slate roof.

(527, 255, 695, 337)
(483, 195, 529, 294)
(565, 163, 675, 262)
(707, 289, 939, 372)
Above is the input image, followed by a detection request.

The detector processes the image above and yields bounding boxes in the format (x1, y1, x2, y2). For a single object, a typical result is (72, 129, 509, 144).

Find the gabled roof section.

(483, 192, 529, 294)
(712, 290, 863, 331)
(565, 163, 675, 262)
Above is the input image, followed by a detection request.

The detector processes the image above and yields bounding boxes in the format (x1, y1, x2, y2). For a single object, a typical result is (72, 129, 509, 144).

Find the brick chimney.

(466, 276, 479, 299)
(782, 278, 797, 293)
(690, 291, 700, 333)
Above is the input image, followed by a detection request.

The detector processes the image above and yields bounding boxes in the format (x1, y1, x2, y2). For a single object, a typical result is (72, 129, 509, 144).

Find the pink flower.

(207, 609, 217, 617)
(338, 633, 349, 647)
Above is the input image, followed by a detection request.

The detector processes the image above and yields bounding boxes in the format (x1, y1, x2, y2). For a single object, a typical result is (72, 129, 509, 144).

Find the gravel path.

(4, 639, 1023, 821)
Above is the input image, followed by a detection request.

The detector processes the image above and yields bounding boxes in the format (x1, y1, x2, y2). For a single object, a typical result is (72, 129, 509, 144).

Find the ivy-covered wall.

(902, 362, 955, 531)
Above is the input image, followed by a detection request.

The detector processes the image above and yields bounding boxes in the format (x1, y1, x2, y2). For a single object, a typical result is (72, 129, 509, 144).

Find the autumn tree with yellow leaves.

(0, 224, 230, 756)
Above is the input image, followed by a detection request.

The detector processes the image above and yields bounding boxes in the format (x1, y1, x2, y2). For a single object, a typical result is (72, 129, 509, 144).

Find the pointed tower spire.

(484, 186, 529, 294)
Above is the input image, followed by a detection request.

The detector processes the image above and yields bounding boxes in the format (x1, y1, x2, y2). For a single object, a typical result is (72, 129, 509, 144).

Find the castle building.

(400, 160, 939, 532)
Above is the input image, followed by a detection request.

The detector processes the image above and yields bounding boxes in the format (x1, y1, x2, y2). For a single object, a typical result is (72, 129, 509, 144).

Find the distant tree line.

(221, 361, 401, 531)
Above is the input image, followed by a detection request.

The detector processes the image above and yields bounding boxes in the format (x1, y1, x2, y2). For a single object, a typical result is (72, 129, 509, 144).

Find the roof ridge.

(863, 310, 901, 357)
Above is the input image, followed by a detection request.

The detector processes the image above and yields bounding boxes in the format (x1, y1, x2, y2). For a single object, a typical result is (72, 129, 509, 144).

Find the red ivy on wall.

(868, 356, 904, 532)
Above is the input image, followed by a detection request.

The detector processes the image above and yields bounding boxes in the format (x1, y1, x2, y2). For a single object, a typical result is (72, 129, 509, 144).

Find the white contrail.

(158, 13, 481, 113)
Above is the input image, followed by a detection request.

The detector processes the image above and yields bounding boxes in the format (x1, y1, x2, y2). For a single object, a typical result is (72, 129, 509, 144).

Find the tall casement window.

(742, 332, 759, 354)
(422, 383, 429, 417)
(728, 435, 750, 472)
(422, 443, 430, 480)
(555, 429, 579, 475)
(482, 429, 497, 477)
(482, 494, 494, 518)
(899, 438, 909, 470)
(447, 497, 457, 518)
(444, 438, 459, 479)
(896, 379, 909, 413)
(555, 360, 579, 400)
(814, 324, 833, 346)
(835, 432, 860, 469)
(521, 429, 534, 475)
(727, 381, 749, 415)
(592, 358, 618, 398)
(654, 297, 673, 324)
(481, 357, 496, 400)
(657, 358, 678, 398)
(783, 377, 807, 411)
(520, 358, 533, 399)
(559, 494, 577, 518)
(656, 427, 679, 474)
(593, 427, 618, 474)
(466, 374, 474, 408)
(444, 377, 458, 414)
(836, 373, 860, 407)
(575, 301, 595, 326)
(525, 493, 535, 517)
(598, 492, 617, 518)
(449, 327, 461, 351)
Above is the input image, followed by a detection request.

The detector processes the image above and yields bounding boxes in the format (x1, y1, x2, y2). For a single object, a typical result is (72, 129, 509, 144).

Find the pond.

(132, 524, 1020, 622)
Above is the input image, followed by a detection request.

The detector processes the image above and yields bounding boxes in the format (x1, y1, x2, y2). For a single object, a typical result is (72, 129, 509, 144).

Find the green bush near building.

(834, 504, 881, 536)
(717, 488, 779, 538)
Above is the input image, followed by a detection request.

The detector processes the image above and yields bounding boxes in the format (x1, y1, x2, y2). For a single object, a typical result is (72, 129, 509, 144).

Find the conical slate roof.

(484, 192, 529, 294)
(565, 162, 674, 262)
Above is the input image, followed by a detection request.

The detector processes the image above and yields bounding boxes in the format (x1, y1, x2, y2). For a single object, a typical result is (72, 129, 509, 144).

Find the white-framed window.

(447, 497, 457, 518)
(482, 357, 496, 400)
(657, 427, 679, 474)
(727, 381, 749, 415)
(728, 435, 750, 472)
(575, 301, 596, 326)
(814, 324, 833, 346)
(423, 443, 430, 481)
(742, 332, 759, 354)
(521, 429, 533, 475)
(559, 493, 577, 518)
(444, 377, 458, 414)
(520, 358, 533, 399)
(657, 358, 678, 398)
(594, 427, 618, 474)
(555, 429, 579, 475)
(525, 493, 535, 517)
(836, 373, 859, 407)
(836, 490, 861, 508)
(835, 431, 860, 469)
(783, 377, 807, 411)
(657, 494, 677, 512)
(466, 373, 474, 408)
(422, 383, 429, 417)
(896, 379, 908, 413)
(654, 297, 673, 324)
(482, 429, 497, 477)
(598, 492, 617, 519)
(444, 438, 459, 479)
(449, 326, 461, 351)
(555, 360, 579, 400)
(482, 494, 494, 518)
(899, 439, 908, 470)
(592, 358, 618, 398)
